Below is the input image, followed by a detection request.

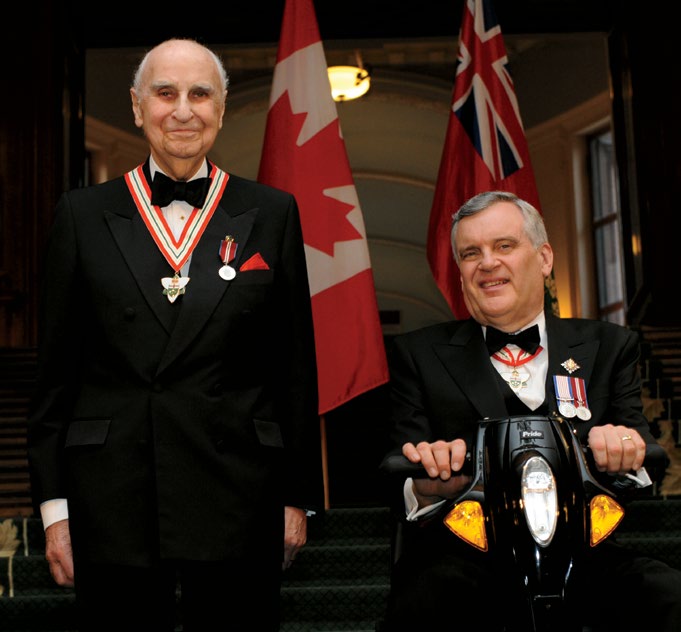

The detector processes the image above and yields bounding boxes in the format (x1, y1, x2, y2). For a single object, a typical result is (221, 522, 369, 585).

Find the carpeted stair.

(280, 507, 392, 632)
(1, 499, 680, 632)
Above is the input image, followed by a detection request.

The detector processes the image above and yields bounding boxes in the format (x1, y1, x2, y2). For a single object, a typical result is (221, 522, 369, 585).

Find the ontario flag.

(258, 0, 389, 415)
(427, 0, 557, 318)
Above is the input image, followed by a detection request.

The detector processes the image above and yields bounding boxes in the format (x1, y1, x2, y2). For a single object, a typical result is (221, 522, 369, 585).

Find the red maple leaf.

(259, 93, 363, 256)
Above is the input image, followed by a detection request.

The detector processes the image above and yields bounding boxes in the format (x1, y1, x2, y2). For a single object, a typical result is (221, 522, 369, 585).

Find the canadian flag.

(258, 0, 389, 415)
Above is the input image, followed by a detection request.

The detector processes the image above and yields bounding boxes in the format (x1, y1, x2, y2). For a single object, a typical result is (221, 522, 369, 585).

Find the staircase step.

(619, 498, 681, 532)
(0, 448, 29, 459)
(2, 555, 64, 593)
(0, 395, 31, 405)
(281, 584, 389, 623)
(0, 508, 34, 519)
(0, 499, 32, 513)
(0, 459, 29, 471)
(0, 593, 76, 632)
(308, 507, 392, 543)
(280, 621, 379, 631)
(617, 534, 681, 569)
(284, 543, 391, 584)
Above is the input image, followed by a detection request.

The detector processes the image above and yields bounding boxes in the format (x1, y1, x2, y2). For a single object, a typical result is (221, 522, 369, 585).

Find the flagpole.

(320, 414, 330, 509)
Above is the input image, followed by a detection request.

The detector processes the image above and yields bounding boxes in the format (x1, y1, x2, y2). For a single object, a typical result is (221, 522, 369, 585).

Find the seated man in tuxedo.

(381, 190, 681, 631)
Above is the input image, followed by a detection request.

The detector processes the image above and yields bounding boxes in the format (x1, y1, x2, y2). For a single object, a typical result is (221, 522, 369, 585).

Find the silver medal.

(558, 401, 576, 418)
(576, 406, 592, 421)
(219, 265, 236, 281)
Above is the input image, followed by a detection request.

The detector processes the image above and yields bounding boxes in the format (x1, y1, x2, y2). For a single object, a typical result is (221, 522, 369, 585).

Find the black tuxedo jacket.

(385, 312, 655, 474)
(28, 167, 323, 566)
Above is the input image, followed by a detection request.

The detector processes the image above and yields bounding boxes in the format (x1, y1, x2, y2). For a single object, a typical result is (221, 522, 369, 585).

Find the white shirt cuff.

(403, 478, 446, 521)
(40, 498, 69, 530)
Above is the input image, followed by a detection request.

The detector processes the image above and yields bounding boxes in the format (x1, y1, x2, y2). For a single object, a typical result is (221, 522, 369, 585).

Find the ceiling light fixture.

(327, 56, 371, 102)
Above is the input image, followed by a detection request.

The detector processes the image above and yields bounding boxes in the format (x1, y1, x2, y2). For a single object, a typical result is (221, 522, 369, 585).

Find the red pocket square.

(239, 252, 270, 271)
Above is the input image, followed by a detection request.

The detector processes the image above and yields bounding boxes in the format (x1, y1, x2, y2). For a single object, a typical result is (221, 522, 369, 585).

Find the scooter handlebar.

(380, 441, 669, 483)
(379, 453, 472, 478)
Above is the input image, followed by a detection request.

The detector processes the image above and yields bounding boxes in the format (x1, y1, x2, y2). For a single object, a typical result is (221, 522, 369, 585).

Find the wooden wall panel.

(0, 2, 84, 347)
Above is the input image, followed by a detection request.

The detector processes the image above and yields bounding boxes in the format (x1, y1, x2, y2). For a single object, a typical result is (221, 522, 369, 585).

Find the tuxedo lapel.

(104, 198, 178, 334)
(433, 321, 509, 419)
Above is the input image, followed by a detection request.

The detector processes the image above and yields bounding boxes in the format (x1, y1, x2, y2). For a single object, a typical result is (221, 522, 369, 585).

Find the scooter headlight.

(521, 456, 558, 546)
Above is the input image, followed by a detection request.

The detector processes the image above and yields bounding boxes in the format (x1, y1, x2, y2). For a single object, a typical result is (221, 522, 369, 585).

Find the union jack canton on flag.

(426, 0, 557, 319)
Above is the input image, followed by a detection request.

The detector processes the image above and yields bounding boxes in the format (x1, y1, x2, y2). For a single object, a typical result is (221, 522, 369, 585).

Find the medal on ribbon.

(571, 376, 592, 420)
(218, 235, 238, 280)
(161, 273, 190, 303)
(553, 375, 577, 418)
(125, 163, 229, 302)
(492, 346, 543, 394)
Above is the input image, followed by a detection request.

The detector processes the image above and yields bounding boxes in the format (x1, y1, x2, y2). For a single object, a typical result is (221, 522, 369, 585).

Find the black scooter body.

(381, 414, 667, 632)
(476, 415, 602, 631)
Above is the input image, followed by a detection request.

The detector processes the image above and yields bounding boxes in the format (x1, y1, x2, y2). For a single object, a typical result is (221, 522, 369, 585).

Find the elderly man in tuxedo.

(28, 38, 322, 631)
(381, 190, 681, 631)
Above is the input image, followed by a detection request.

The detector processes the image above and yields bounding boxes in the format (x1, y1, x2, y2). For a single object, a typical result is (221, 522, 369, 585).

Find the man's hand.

(44, 519, 74, 587)
(282, 506, 307, 571)
(588, 424, 646, 474)
(402, 439, 471, 507)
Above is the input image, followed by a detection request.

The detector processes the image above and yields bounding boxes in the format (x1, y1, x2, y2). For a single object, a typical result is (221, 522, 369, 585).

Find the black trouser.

(74, 558, 281, 632)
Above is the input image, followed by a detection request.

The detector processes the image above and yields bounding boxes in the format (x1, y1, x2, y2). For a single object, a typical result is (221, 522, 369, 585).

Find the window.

(589, 131, 626, 325)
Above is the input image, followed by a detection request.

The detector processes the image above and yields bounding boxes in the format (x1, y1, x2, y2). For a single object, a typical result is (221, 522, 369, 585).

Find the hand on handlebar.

(587, 424, 646, 475)
(402, 439, 472, 505)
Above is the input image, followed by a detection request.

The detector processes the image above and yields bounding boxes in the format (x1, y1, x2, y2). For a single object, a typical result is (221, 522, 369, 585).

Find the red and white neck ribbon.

(492, 346, 543, 369)
(125, 163, 229, 273)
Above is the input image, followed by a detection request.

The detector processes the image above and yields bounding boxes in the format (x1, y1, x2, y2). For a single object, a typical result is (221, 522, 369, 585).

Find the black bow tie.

(150, 172, 212, 208)
(485, 324, 541, 355)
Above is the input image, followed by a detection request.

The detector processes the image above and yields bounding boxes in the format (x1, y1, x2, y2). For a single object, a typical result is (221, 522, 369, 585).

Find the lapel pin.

(561, 358, 580, 374)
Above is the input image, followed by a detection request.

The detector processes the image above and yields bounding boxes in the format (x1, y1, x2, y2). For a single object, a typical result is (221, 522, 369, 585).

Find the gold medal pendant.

(161, 273, 190, 303)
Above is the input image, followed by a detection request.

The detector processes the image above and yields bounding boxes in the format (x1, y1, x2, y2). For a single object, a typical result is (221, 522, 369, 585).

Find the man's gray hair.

(451, 191, 548, 263)
(131, 38, 229, 96)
